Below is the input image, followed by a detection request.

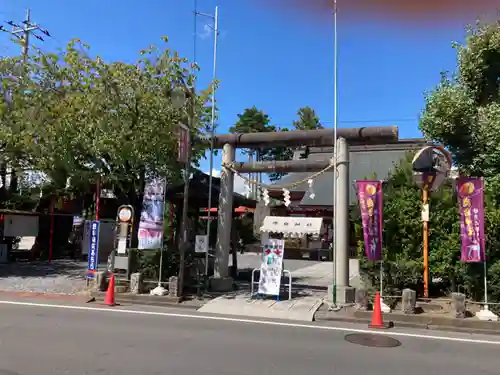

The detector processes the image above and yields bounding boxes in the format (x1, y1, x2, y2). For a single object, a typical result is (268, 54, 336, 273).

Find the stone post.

(168, 276, 178, 298)
(334, 137, 355, 304)
(451, 292, 466, 318)
(355, 289, 369, 310)
(130, 272, 143, 294)
(401, 288, 417, 314)
(93, 271, 107, 292)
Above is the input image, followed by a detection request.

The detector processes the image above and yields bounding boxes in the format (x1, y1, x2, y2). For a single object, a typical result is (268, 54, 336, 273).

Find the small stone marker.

(130, 272, 143, 294)
(401, 289, 416, 314)
(451, 292, 466, 318)
(168, 276, 178, 298)
(355, 289, 369, 310)
(95, 271, 107, 292)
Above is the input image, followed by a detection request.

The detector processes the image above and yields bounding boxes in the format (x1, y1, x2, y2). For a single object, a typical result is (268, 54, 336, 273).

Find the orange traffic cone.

(104, 274, 116, 306)
(369, 292, 391, 329)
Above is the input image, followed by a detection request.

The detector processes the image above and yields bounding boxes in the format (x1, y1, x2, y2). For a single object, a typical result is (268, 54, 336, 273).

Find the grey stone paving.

(0, 260, 90, 295)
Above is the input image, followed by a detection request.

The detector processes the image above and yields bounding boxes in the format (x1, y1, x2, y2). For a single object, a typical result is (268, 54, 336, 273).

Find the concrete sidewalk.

(198, 292, 323, 321)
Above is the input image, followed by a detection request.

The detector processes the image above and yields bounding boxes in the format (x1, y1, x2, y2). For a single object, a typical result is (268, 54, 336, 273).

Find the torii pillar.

(210, 143, 235, 292)
(207, 126, 399, 295)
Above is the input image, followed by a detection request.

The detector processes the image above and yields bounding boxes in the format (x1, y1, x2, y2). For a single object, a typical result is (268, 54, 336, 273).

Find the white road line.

(0, 299, 499, 345)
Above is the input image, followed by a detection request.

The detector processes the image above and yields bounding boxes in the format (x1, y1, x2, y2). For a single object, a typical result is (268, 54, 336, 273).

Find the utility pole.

(1, 8, 51, 60)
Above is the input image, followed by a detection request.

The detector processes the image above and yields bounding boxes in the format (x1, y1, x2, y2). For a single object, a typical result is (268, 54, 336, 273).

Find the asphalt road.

(0, 302, 498, 375)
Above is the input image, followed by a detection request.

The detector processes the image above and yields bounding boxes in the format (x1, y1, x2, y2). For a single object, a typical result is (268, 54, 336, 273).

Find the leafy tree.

(293, 106, 323, 130)
(0, 37, 213, 249)
(4, 37, 210, 187)
(418, 20, 500, 303)
(268, 106, 324, 181)
(419, 21, 500, 181)
(354, 156, 500, 303)
(229, 106, 274, 157)
(354, 156, 461, 297)
(229, 107, 289, 182)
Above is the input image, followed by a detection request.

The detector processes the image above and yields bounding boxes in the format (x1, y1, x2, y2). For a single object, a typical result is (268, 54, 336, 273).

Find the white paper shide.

(258, 239, 285, 296)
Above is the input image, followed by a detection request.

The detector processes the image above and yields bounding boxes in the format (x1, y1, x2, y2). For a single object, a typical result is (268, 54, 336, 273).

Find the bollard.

(94, 271, 107, 292)
(401, 289, 417, 314)
(355, 289, 369, 310)
(451, 292, 466, 318)
(130, 272, 143, 294)
(168, 276, 179, 298)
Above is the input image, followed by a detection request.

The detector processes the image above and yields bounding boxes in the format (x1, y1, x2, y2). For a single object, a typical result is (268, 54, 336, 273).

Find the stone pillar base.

(209, 277, 233, 292)
(326, 285, 355, 305)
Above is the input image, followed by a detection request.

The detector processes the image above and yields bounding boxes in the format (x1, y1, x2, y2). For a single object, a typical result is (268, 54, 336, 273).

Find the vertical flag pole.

(48, 198, 55, 264)
(422, 184, 429, 298)
(379, 179, 384, 298)
(481, 177, 488, 309)
(380, 257, 383, 297)
(484, 258, 488, 306)
(331, 0, 338, 306)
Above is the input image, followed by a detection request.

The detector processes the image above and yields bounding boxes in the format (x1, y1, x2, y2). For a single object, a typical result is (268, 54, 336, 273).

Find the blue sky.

(0, 0, 476, 190)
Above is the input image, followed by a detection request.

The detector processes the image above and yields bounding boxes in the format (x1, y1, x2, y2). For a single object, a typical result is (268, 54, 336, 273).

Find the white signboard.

(138, 229, 163, 250)
(258, 239, 285, 296)
(195, 235, 208, 253)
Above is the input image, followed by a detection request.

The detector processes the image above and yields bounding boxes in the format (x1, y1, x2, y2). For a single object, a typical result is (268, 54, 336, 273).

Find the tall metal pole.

(200, 6, 219, 277)
(422, 185, 429, 298)
(178, 113, 192, 297)
(331, 0, 338, 305)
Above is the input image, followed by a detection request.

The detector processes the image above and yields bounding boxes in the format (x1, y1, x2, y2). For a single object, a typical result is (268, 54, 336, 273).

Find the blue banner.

(87, 220, 100, 278)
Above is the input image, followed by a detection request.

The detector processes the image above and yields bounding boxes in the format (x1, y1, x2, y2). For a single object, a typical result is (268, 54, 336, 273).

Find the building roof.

(271, 139, 429, 206)
(166, 170, 257, 208)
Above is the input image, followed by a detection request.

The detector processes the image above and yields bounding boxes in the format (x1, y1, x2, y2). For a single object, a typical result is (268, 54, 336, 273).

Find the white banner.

(258, 239, 285, 296)
(138, 178, 166, 250)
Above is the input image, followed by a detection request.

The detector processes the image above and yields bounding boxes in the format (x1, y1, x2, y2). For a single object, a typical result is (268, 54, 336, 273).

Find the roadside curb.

(0, 290, 90, 302)
(89, 291, 202, 310)
(315, 313, 500, 336)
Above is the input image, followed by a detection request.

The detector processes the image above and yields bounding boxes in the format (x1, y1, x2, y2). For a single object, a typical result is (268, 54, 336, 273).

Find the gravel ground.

(0, 260, 90, 295)
(0, 255, 324, 296)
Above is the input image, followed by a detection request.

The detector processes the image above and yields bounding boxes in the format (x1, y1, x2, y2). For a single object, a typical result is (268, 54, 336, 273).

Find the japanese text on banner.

(356, 180, 383, 261)
(457, 177, 485, 263)
(87, 220, 100, 278)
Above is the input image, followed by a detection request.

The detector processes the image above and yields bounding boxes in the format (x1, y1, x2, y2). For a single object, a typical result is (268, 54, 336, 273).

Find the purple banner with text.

(457, 177, 485, 263)
(356, 180, 383, 261)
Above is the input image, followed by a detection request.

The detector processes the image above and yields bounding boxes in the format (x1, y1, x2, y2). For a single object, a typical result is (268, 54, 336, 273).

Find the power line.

(0, 8, 51, 60)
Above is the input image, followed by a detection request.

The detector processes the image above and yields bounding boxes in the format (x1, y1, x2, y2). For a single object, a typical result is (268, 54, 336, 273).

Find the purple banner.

(457, 177, 485, 262)
(356, 180, 383, 261)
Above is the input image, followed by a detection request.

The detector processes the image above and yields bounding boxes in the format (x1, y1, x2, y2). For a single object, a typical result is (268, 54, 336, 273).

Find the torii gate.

(209, 126, 398, 304)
